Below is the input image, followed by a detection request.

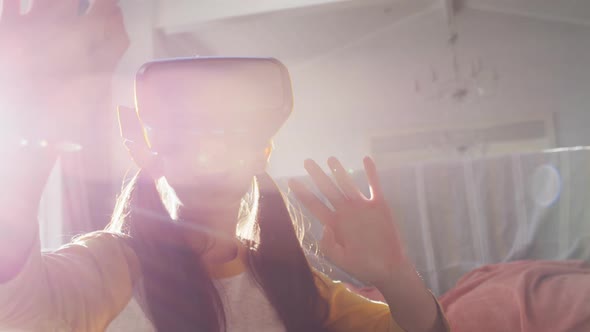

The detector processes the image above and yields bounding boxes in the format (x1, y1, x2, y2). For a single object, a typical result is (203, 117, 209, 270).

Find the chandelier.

(414, 9, 499, 104)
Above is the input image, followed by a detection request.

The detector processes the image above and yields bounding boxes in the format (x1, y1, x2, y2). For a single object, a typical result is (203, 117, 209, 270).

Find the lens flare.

(198, 153, 209, 164)
(530, 164, 562, 207)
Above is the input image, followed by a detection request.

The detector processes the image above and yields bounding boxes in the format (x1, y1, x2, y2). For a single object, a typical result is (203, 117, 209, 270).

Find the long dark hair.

(108, 170, 330, 331)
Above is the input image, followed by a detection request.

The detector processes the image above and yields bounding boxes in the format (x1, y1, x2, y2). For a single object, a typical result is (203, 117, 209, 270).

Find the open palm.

(0, 0, 129, 141)
(289, 156, 410, 287)
(0, 0, 129, 219)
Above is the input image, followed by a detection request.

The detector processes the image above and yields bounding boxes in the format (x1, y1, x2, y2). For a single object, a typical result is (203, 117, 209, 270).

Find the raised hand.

(0, 0, 129, 142)
(289, 156, 410, 288)
(0, 0, 130, 278)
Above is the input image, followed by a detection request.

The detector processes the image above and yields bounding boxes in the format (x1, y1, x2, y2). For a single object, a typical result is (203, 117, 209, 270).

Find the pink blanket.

(439, 260, 590, 332)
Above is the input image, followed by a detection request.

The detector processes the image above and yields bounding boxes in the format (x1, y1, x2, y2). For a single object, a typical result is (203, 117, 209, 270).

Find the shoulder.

(64, 231, 135, 259)
(55, 231, 141, 282)
(70, 230, 132, 248)
(311, 269, 358, 298)
(312, 269, 373, 305)
(31, 231, 143, 326)
(311, 269, 340, 294)
(310, 269, 396, 331)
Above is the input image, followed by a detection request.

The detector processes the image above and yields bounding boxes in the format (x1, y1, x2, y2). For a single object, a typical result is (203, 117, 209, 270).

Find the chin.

(164, 174, 255, 210)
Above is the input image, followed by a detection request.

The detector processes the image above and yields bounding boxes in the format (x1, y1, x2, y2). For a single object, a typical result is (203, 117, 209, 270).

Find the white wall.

(114, 2, 590, 177)
(270, 7, 590, 176)
(555, 110, 590, 147)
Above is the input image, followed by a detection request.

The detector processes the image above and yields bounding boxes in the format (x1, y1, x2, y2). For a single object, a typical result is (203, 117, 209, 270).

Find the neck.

(178, 202, 242, 265)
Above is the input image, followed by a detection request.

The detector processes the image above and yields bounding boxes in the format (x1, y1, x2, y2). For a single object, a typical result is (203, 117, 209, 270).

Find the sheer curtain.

(284, 148, 590, 295)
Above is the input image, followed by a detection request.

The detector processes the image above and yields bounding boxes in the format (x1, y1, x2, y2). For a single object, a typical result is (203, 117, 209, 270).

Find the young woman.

(0, 1, 448, 331)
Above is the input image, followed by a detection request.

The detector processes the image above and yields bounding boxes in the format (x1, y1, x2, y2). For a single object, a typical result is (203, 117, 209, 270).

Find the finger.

(86, 0, 119, 17)
(51, 0, 79, 17)
(288, 178, 335, 227)
(118, 106, 163, 179)
(320, 227, 345, 264)
(90, 8, 129, 71)
(102, 7, 128, 49)
(0, 0, 21, 22)
(118, 105, 148, 148)
(363, 156, 384, 200)
(28, 0, 52, 16)
(304, 159, 347, 208)
(28, 0, 78, 19)
(57, 0, 80, 17)
(327, 156, 365, 200)
(125, 140, 164, 180)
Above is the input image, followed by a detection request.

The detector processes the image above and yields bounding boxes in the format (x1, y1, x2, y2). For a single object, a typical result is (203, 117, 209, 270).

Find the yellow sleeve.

(315, 272, 451, 332)
(315, 271, 405, 332)
(0, 231, 140, 332)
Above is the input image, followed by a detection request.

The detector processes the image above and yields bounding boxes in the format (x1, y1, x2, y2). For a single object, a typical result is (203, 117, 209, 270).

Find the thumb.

(124, 140, 164, 180)
(320, 226, 345, 265)
(117, 105, 164, 180)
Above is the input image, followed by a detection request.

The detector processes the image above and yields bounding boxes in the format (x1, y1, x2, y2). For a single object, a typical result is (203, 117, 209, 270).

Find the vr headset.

(118, 57, 293, 154)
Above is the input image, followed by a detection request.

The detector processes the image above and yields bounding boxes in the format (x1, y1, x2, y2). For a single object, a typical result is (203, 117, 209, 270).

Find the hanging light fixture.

(414, 1, 499, 104)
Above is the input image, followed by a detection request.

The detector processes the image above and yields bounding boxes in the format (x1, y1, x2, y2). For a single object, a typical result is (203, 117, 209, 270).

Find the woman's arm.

(314, 270, 448, 332)
(0, 0, 131, 329)
(290, 157, 449, 332)
(374, 263, 446, 332)
(0, 0, 127, 283)
(0, 231, 140, 331)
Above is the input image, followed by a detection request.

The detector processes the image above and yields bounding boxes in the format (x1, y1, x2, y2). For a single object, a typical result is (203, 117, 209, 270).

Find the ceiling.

(155, 0, 590, 34)
(465, 0, 590, 26)
(153, 0, 590, 70)
(114, 0, 590, 176)
(155, 0, 434, 63)
(155, 0, 416, 33)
